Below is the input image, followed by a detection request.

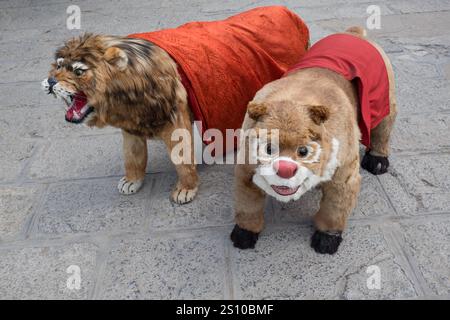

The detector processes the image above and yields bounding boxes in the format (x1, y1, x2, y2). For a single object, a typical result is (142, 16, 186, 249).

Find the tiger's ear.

(247, 101, 267, 121)
(104, 47, 128, 71)
(307, 105, 330, 125)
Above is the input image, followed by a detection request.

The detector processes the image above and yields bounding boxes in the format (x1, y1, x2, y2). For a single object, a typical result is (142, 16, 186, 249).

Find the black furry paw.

(311, 230, 343, 255)
(230, 224, 259, 249)
(361, 151, 389, 175)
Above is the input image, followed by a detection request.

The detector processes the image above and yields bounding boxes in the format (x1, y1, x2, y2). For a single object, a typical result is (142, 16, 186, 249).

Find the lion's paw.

(118, 177, 143, 195)
(171, 186, 198, 204)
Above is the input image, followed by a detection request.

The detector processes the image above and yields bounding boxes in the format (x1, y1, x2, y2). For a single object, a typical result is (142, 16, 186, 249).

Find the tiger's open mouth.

(62, 91, 93, 124)
(271, 185, 300, 196)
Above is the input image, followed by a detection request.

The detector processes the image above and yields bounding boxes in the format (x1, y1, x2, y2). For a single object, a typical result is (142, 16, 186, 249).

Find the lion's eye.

(74, 69, 84, 76)
(297, 146, 309, 157)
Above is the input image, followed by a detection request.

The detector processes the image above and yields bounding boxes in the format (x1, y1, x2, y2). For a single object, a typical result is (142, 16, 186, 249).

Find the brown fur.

(48, 33, 198, 203)
(232, 27, 397, 253)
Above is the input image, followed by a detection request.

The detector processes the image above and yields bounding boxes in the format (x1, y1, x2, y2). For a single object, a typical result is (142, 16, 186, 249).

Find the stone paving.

(0, 0, 449, 299)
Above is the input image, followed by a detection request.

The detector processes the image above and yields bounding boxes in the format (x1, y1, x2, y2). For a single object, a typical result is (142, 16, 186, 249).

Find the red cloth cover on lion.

(129, 6, 310, 154)
(286, 33, 390, 148)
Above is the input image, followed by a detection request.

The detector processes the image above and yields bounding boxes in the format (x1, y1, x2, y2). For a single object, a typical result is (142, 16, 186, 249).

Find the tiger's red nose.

(273, 160, 298, 179)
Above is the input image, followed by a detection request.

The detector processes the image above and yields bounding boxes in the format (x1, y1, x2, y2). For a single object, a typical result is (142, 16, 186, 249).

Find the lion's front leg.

(118, 130, 148, 195)
(160, 110, 199, 205)
(312, 159, 361, 254)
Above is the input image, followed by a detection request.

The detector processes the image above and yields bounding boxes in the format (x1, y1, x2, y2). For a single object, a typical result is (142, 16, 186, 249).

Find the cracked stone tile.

(99, 234, 225, 299)
(27, 136, 174, 181)
(378, 154, 450, 215)
(34, 178, 150, 235)
(398, 219, 450, 296)
(272, 170, 394, 222)
(0, 242, 98, 299)
(233, 224, 417, 299)
(0, 186, 40, 240)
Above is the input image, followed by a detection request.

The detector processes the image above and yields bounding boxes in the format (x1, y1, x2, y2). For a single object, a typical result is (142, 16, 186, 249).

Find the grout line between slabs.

(376, 173, 435, 296)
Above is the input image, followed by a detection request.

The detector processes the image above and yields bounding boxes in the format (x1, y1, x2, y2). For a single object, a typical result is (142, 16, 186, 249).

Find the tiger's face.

(246, 100, 340, 202)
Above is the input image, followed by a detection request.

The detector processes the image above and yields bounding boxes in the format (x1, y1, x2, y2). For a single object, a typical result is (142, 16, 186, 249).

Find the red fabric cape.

(129, 6, 309, 153)
(286, 34, 390, 148)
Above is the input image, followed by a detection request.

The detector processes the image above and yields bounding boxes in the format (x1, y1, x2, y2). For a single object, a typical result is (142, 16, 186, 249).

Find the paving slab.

(291, 3, 394, 22)
(395, 77, 450, 116)
(2, 58, 48, 83)
(33, 177, 151, 236)
(27, 135, 174, 181)
(0, 186, 40, 241)
(0, 104, 116, 139)
(98, 233, 226, 299)
(0, 138, 36, 183)
(397, 218, 450, 296)
(392, 114, 450, 153)
(232, 224, 418, 299)
(317, 11, 450, 39)
(378, 154, 450, 215)
(0, 242, 98, 299)
(387, 0, 450, 14)
(0, 82, 41, 108)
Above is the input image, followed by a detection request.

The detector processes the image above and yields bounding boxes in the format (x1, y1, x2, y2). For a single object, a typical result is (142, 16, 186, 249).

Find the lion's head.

(41, 34, 110, 124)
(245, 100, 340, 202)
(41, 33, 179, 132)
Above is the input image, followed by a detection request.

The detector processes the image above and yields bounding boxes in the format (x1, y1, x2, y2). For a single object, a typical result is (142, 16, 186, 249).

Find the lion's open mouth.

(271, 185, 300, 196)
(63, 91, 93, 123)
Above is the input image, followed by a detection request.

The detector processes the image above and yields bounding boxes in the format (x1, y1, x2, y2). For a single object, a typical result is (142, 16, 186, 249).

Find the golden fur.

(231, 27, 397, 254)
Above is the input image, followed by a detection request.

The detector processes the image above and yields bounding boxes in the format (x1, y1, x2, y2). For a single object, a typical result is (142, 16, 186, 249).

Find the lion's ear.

(307, 105, 330, 125)
(104, 47, 128, 71)
(247, 101, 267, 121)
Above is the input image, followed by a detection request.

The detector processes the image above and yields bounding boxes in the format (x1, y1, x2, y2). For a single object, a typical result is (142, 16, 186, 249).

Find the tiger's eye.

(297, 146, 308, 157)
(74, 69, 84, 76)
